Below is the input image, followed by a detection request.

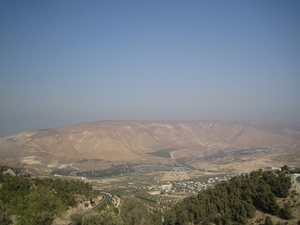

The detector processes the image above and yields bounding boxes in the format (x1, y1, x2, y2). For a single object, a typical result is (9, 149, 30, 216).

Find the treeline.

(0, 168, 98, 225)
(136, 194, 157, 203)
(76, 164, 135, 177)
(0, 166, 297, 225)
(51, 164, 135, 178)
(77, 197, 162, 225)
(164, 168, 293, 225)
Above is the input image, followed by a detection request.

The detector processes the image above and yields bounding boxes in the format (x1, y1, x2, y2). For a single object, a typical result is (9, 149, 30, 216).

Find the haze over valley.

(1, 1, 300, 224)
(1, 120, 299, 177)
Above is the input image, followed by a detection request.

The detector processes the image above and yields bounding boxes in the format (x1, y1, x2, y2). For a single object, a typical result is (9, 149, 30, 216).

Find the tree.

(264, 216, 274, 225)
(82, 208, 124, 225)
(281, 165, 290, 174)
(263, 171, 291, 198)
(0, 169, 98, 225)
(280, 202, 292, 220)
(175, 206, 189, 225)
(120, 197, 160, 225)
(0, 201, 12, 225)
(244, 201, 256, 218)
(163, 210, 176, 225)
(254, 179, 279, 215)
(17, 211, 53, 225)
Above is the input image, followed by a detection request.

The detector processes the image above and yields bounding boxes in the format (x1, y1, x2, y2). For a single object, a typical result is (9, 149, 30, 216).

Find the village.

(125, 173, 237, 196)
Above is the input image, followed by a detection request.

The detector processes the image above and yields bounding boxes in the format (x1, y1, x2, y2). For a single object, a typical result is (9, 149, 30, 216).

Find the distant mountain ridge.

(0, 121, 300, 172)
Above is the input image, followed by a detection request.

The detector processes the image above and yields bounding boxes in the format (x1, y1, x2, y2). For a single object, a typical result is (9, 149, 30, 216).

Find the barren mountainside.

(0, 121, 300, 172)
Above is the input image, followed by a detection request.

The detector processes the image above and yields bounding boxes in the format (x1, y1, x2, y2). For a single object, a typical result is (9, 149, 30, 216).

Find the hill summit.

(0, 121, 300, 173)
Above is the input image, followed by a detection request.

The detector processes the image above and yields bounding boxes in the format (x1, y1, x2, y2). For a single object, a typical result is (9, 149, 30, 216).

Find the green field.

(147, 148, 177, 158)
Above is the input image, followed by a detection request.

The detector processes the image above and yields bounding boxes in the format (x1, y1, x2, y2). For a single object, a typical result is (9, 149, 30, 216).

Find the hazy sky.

(1, 1, 300, 137)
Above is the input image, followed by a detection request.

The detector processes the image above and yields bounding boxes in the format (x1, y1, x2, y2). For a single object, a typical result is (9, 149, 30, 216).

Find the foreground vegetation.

(75, 197, 162, 225)
(69, 166, 299, 225)
(0, 167, 98, 225)
(1, 166, 299, 225)
(163, 167, 295, 225)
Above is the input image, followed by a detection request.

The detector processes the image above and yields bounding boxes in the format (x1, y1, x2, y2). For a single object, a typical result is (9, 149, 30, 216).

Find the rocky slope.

(0, 121, 300, 172)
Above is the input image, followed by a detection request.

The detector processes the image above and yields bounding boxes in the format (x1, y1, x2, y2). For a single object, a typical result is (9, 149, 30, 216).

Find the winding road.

(296, 175, 300, 184)
(91, 192, 111, 211)
(68, 192, 111, 225)
(293, 174, 300, 194)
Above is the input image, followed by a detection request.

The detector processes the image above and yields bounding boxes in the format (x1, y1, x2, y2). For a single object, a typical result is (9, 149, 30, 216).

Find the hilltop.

(0, 121, 300, 175)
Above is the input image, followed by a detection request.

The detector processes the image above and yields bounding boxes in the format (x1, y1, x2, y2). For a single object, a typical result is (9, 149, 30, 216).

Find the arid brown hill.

(0, 121, 299, 173)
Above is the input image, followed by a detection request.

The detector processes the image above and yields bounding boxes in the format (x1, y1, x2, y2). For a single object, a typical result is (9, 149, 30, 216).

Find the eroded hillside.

(0, 121, 299, 174)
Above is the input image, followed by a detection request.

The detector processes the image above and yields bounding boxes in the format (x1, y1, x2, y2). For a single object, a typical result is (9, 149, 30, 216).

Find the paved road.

(91, 192, 111, 211)
(68, 192, 111, 225)
(294, 174, 300, 194)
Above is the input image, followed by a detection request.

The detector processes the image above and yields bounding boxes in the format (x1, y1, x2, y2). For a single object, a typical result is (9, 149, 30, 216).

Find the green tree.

(26, 186, 66, 215)
(175, 206, 189, 225)
(121, 197, 160, 225)
(82, 208, 124, 225)
(254, 178, 279, 215)
(0, 170, 98, 224)
(0, 200, 12, 225)
(281, 165, 290, 174)
(280, 202, 292, 220)
(264, 216, 273, 225)
(244, 201, 256, 218)
(163, 210, 176, 225)
(17, 211, 53, 225)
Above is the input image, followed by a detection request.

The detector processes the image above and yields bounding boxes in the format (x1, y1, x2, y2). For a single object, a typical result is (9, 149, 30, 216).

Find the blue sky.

(1, 0, 300, 137)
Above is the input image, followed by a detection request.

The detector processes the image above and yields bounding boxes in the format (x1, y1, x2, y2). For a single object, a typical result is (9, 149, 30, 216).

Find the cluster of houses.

(145, 174, 236, 195)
